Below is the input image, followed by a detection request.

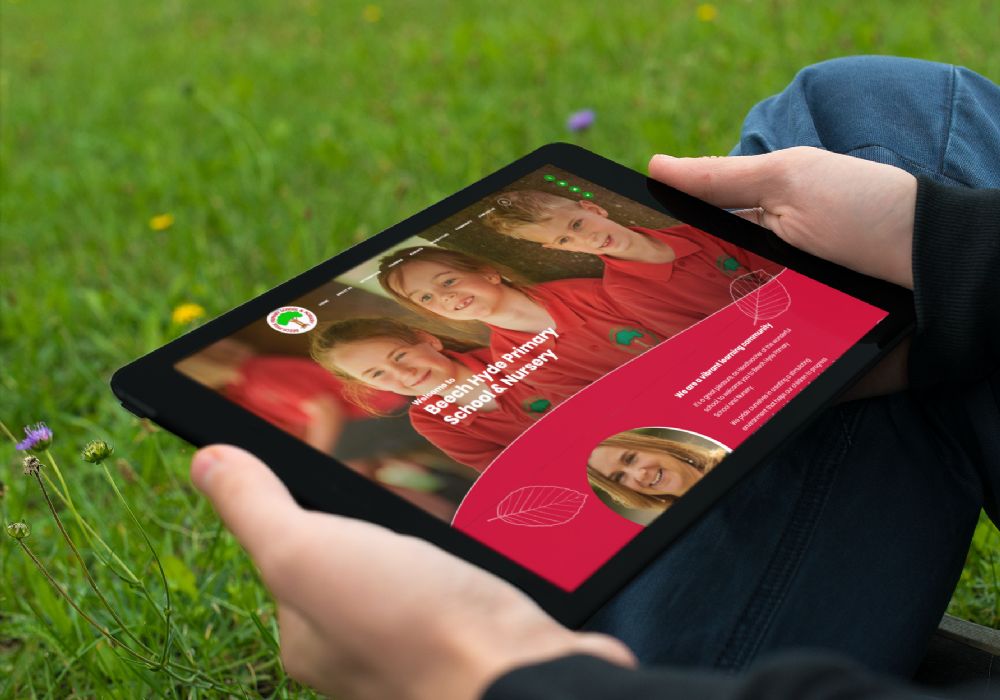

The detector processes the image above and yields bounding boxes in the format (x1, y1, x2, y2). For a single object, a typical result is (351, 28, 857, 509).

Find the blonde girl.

(587, 430, 727, 513)
(376, 246, 662, 396)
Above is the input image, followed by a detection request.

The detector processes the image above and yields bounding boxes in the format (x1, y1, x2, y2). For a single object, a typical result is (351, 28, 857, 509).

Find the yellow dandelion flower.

(149, 213, 175, 231)
(362, 5, 382, 23)
(172, 303, 205, 325)
(696, 3, 718, 22)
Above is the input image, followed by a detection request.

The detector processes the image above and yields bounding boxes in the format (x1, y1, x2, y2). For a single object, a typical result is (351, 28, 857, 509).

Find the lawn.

(2, 0, 998, 696)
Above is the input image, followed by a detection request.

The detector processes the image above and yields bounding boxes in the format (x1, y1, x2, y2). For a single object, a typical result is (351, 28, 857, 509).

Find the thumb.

(571, 632, 639, 669)
(648, 152, 782, 209)
(191, 444, 304, 562)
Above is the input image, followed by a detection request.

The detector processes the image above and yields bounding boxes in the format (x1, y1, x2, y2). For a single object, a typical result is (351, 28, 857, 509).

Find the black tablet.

(112, 143, 913, 627)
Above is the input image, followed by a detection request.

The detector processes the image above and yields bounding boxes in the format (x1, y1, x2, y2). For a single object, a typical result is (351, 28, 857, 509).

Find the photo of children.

(376, 245, 663, 397)
(311, 317, 562, 471)
(482, 188, 785, 339)
(176, 337, 363, 455)
(175, 165, 779, 525)
(586, 427, 731, 525)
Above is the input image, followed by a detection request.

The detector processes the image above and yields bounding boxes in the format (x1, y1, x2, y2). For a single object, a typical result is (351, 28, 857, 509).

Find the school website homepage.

(177, 166, 887, 591)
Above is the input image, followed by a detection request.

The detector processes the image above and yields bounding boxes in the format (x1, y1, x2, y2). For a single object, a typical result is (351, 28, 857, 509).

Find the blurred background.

(3, 0, 998, 696)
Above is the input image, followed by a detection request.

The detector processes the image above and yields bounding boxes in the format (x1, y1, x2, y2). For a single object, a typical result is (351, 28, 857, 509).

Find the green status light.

(556, 180, 568, 187)
(543, 174, 556, 181)
(582, 191, 594, 198)
(569, 185, 581, 193)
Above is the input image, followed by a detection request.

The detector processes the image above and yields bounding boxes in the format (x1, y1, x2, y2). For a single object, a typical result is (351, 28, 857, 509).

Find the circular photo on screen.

(586, 427, 732, 526)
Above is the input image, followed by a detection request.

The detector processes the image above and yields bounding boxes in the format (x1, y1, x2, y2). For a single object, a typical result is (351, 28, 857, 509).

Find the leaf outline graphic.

(729, 270, 791, 323)
(488, 485, 587, 527)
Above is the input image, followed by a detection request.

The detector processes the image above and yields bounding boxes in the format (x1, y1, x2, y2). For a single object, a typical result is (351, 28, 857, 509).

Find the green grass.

(3, 0, 999, 695)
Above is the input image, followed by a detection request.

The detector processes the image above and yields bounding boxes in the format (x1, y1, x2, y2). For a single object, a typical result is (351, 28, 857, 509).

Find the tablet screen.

(175, 165, 887, 591)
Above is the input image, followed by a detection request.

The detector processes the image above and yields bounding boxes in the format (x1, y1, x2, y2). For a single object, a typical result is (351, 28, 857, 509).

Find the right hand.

(191, 445, 635, 700)
(649, 147, 918, 290)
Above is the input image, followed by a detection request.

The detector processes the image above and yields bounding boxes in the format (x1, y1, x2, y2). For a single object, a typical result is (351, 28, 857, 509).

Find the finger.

(648, 153, 783, 209)
(190, 445, 305, 564)
(838, 336, 911, 403)
(729, 207, 759, 222)
(729, 207, 769, 228)
(729, 206, 785, 233)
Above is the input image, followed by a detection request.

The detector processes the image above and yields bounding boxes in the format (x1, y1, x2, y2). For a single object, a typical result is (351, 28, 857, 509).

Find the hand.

(650, 147, 917, 399)
(191, 445, 635, 700)
(649, 147, 918, 289)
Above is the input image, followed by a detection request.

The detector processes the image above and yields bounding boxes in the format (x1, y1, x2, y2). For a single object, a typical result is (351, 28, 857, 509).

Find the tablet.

(111, 143, 913, 627)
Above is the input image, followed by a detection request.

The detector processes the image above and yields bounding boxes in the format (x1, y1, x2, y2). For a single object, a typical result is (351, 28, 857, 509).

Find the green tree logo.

(522, 398, 552, 414)
(267, 306, 317, 334)
(716, 255, 744, 275)
(276, 311, 307, 329)
(608, 327, 661, 354)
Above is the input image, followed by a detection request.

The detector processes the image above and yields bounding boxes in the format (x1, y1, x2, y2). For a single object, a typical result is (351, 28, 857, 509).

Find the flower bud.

(5, 521, 29, 540)
(82, 440, 114, 464)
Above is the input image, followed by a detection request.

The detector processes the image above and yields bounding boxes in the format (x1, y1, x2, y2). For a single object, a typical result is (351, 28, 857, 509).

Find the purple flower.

(566, 109, 596, 132)
(16, 422, 53, 452)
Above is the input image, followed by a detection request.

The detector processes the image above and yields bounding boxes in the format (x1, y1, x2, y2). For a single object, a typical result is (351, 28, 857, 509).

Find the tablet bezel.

(111, 142, 914, 627)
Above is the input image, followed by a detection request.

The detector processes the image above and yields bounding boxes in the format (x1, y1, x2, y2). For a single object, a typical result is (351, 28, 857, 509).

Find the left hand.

(191, 445, 635, 700)
(649, 148, 917, 289)
(650, 148, 916, 398)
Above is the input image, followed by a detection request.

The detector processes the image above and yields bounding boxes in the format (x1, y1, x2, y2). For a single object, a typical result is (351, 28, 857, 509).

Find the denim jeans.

(584, 56, 1000, 677)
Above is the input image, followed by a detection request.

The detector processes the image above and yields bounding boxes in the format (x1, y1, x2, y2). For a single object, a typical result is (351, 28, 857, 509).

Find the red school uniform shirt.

(408, 348, 563, 472)
(601, 224, 785, 338)
(223, 355, 405, 441)
(486, 277, 663, 398)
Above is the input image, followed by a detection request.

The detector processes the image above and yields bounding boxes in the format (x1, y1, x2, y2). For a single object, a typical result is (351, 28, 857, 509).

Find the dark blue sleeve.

(909, 178, 1000, 390)
(483, 652, 994, 700)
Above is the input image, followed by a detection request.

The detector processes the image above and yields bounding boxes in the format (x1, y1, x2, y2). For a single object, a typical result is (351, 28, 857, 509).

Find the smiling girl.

(311, 317, 559, 471)
(587, 430, 727, 514)
(376, 247, 663, 397)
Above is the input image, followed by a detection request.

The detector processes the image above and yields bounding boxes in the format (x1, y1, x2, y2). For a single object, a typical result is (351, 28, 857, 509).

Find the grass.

(2, 0, 999, 696)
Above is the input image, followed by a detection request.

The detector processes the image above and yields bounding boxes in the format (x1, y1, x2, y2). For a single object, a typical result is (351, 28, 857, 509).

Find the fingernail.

(191, 447, 224, 491)
(651, 153, 675, 163)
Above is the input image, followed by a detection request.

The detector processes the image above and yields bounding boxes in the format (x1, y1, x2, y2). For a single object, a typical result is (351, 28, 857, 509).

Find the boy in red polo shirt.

(483, 190, 784, 338)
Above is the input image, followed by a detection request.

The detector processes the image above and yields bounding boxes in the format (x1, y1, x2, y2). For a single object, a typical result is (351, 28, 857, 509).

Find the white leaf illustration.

(488, 485, 587, 527)
(729, 270, 790, 323)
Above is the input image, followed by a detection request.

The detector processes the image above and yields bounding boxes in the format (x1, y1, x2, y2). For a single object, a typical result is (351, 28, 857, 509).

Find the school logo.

(522, 397, 552, 415)
(608, 327, 661, 354)
(267, 306, 317, 334)
(716, 255, 745, 276)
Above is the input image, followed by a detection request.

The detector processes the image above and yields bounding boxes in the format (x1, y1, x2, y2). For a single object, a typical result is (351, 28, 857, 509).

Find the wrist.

(419, 604, 633, 700)
(418, 614, 570, 700)
(884, 170, 917, 289)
